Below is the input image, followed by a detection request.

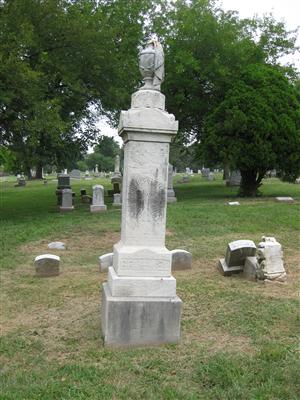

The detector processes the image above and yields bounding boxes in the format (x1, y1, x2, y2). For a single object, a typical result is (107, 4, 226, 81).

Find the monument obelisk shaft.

(101, 37, 182, 346)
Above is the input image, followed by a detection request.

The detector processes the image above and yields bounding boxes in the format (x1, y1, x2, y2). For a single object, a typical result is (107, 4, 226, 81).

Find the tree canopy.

(202, 64, 300, 195)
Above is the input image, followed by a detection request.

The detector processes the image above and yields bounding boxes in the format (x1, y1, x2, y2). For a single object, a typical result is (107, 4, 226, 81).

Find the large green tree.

(0, 0, 151, 178)
(202, 64, 300, 196)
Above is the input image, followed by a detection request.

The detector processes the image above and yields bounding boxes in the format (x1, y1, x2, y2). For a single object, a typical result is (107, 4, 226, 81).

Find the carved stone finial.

(139, 35, 164, 91)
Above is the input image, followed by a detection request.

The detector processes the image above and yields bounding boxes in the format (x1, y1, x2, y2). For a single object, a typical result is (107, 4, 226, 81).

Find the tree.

(83, 136, 120, 172)
(0, 0, 152, 178)
(202, 64, 300, 196)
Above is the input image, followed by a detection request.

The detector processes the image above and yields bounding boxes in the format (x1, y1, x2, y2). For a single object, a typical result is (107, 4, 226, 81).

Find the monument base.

(90, 205, 107, 212)
(101, 283, 182, 347)
(218, 258, 243, 276)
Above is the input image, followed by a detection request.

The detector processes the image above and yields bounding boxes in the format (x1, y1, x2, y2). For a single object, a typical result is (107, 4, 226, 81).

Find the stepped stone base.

(101, 283, 182, 347)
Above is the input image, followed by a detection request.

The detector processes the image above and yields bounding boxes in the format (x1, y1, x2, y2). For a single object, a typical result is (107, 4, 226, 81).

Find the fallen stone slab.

(219, 239, 256, 276)
(48, 242, 66, 250)
(171, 249, 192, 271)
(228, 202, 240, 206)
(275, 197, 294, 203)
(34, 254, 60, 277)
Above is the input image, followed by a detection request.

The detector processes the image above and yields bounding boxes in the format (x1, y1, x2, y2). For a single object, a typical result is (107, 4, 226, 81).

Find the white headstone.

(257, 236, 286, 281)
(90, 185, 106, 212)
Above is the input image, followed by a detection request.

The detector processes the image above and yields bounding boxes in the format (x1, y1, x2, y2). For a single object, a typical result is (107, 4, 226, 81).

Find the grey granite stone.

(243, 256, 259, 281)
(34, 254, 60, 277)
(171, 249, 192, 270)
(219, 239, 256, 276)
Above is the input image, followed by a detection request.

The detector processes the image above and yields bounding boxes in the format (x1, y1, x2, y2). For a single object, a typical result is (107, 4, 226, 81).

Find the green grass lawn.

(1, 175, 300, 399)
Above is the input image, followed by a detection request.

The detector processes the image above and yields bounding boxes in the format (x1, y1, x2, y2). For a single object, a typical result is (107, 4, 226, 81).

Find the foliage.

(202, 64, 300, 196)
(83, 136, 120, 172)
(0, 0, 151, 177)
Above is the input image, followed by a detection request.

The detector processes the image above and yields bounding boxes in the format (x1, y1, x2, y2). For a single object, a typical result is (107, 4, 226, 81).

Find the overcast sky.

(96, 0, 300, 147)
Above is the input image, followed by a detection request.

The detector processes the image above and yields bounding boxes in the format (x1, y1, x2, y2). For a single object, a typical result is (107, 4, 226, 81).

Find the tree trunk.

(35, 163, 43, 179)
(25, 166, 32, 180)
(223, 161, 230, 181)
(239, 170, 264, 197)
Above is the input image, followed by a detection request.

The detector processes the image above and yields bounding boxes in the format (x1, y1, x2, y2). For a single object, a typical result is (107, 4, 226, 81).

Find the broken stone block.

(171, 249, 192, 271)
(228, 202, 240, 206)
(243, 256, 260, 281)
(257, 236, 286, 281)
(218, 239, 256, 276)
(275, 197, 294, 203)
(34, 254, 60, 277)
(48, 242, 66, 250)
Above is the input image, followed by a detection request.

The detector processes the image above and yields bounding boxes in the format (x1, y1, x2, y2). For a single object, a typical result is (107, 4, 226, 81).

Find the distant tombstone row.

(219, 236, 286, 282)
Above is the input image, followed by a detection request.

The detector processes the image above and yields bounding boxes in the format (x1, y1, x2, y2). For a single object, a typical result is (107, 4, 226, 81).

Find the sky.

(95, 0, 300, 148)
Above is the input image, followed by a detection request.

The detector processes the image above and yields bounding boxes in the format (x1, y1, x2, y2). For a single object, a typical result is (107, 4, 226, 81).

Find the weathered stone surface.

(48, 242, 66, 250)
(201, 168, 210, 178)
(208, 172, 215, 181)
(99, 253, 113, 272)
(227, 170, 241, 186)
(243, 256, 259, 281)
(171, 249, 192, 271)
(90, 185, 106, 212)
(219, 239, 256, 276)
(257, 236, 286, 281)
(167, 164, 177, 203)
(70, 169, 81, 179)
(113, 193, 122, 206)
(34, 254, 60, 277)
(102, 283, 182, 347)
(101, 42, 182, 347)
(108, 267, 176, 297)
(275, 197, 294, 203)
(60, 189, 74, 212)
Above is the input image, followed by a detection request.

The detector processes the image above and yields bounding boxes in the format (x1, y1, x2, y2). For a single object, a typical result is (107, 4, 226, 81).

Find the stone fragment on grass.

(34, 254, 60, 277)
(243, 256, 259, 281)
(275, 197, 294, 203)
(171, 249, 192, 271)
(99, 253, 113, 272)
(228, 202, 240, 206)
(218, 240, 256, 276)
(48, 242, 66, 250)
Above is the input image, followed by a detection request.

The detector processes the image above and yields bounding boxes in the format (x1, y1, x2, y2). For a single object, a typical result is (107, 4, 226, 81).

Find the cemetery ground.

(1, 175, 300, 400)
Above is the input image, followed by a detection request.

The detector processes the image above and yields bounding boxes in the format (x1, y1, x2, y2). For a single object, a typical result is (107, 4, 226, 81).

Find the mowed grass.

(1, 174, 300, 399)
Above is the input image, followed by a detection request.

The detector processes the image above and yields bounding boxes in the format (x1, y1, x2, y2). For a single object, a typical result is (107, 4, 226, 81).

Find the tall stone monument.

(101, 36, 182, 347)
